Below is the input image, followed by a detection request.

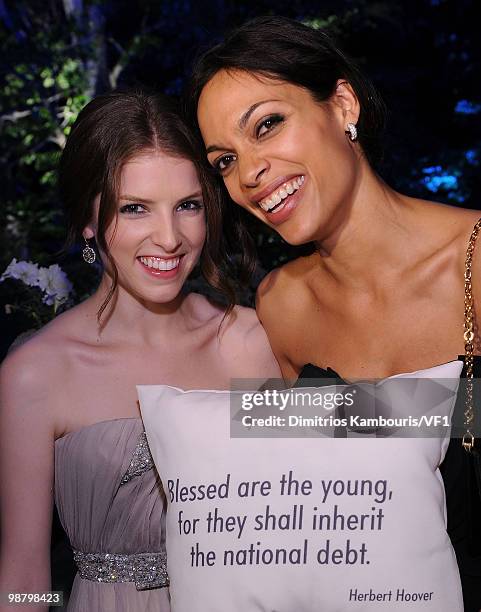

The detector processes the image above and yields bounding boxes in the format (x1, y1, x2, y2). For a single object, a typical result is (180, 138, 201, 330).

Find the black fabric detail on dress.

(295, 363, 345, 385)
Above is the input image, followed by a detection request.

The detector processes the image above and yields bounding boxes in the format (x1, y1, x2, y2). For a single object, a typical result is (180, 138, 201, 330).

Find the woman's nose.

(150, 214, 182, 253)
(238, 148, 270, 189)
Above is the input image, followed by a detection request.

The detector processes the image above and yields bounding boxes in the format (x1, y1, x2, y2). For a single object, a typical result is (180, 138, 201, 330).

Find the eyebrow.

(119, 191, 203, 204)
(176, 190, 203, 203)
(120, 195, 155, 203)
(205, 99, 279, 155)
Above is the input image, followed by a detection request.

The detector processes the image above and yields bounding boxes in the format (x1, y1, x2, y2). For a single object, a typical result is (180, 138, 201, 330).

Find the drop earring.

(82, 237, 96, 264)
(346, 122, 358, 142)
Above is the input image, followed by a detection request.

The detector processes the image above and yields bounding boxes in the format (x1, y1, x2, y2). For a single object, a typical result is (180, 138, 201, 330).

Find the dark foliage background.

(0, 1, 480, 606)
(1, 0, 480, 356)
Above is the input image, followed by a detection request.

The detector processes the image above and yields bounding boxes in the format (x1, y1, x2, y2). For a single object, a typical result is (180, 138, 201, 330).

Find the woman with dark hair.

(189, 16, 481, 612)
(0, 91, 280, 611)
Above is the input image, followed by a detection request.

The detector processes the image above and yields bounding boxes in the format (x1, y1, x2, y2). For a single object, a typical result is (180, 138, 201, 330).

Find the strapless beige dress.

(55, 418, 170, 611)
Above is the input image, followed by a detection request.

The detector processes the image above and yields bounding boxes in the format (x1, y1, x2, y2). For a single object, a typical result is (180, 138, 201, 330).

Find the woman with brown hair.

(0, 91, 280, 611)
(189, 16, 481, 612)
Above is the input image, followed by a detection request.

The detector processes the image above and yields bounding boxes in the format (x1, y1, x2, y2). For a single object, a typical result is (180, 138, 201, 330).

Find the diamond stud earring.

(346, 123, 358, 142)
(82, 237, 96, 264)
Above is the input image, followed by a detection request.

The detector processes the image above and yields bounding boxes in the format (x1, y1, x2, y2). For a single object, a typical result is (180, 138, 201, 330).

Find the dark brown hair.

(60, 90, 249, 320)
(188, 15, 386, 168)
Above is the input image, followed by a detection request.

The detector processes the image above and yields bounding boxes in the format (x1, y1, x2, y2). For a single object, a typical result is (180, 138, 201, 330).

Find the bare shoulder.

(0, 303, 88, 421)
(454, 206, 481, 238)
(256, 256, 315, 318)
(184, 292, 275, 339)
(217, 305, 281, 379)
(219, 304, 266, 346)
(419, 203, 481, 326)
(0, 334, 59, 444)
(256, 257, 317, 343)
(422, 200, 481, 265)
(2, 300, 87, 368)
(440, 203, 481, 236)
(413, 196, 481, 240)
(183, 291, 226, 327)
(254, 258, 319, 376)
(2, 325, 64, 393)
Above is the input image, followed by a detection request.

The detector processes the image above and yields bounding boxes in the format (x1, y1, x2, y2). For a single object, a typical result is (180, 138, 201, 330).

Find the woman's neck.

(313, 168, 429, 290)
(85, 278, 194, 345)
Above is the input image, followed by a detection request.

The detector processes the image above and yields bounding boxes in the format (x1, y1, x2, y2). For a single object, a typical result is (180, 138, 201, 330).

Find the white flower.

(38, 264, 73, 306)
(42, 293, 55, 306)
(2, 259, 73, 315)
(42, 292, 71, 311)
(0, 258, 40, 286)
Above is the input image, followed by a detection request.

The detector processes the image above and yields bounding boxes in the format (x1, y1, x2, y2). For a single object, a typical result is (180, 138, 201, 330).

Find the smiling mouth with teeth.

(139, 256, 181, 271)
(259, 175, 305, 213)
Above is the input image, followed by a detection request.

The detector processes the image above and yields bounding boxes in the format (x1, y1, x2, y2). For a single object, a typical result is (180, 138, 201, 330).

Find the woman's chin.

(277, 223, 318, 247)
(139, 287, 184, 307)
(115, 277, 186, 308)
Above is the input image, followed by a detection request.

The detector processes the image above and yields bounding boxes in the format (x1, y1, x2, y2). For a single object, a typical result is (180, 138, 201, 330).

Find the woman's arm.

(255, 267, 309, 380)
(0, 343, 56, 612)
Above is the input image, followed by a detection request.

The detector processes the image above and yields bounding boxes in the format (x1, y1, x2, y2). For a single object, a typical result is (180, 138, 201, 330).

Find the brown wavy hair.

(59, 90, 251, 320)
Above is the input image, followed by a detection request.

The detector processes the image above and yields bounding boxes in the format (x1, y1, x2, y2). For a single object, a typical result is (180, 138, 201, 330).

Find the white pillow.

(138, 361, 464, 612)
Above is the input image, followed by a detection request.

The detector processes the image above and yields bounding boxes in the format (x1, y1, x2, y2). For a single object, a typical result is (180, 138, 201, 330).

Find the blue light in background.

(455, 100, 481, 115)
(423, 174, 458, 192)
(465, 149, 479, 165)
(422, 165, 443, 174)
(420, 163, 465, 201)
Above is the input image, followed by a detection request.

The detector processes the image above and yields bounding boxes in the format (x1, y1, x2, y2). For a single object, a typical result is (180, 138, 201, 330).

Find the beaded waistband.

(73, 550, 169, 591)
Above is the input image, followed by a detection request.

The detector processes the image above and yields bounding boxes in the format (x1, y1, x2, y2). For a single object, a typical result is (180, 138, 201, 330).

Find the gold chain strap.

(462, 217, 481, 452)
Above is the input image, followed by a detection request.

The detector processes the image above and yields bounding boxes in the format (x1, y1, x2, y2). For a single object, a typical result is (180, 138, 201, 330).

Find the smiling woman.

(0, 91, 280, 612)
(194, 64, 386, 245)
(189, 15, 481, 612)
(89, 152, 207, 305)
(60, 92, 245, 321)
